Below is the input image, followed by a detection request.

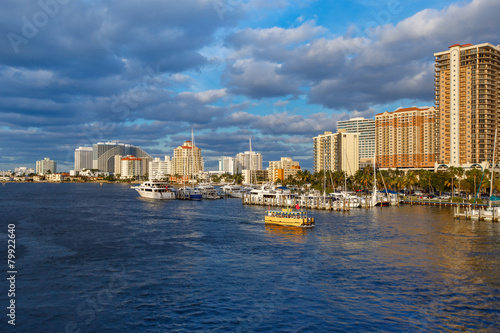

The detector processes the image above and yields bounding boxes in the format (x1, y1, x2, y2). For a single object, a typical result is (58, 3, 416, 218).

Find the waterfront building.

(376, 106, 438, 169)
(74, 147, 93, 172)
(92, 141, 152, 174)
(313, 130, 359, 176)
(171, 140, 203, 176)
(268, 157, 301, 183)
(149, 156, 171, 179)
(120, 155, 143, 179)
(45, 173, 66, 182)
(434, 43, 500, 166)
(242, 169, 268, 184)
(236, 151, 262, 173)
(36, 157, 57, 175)
(337, 117, 375, 168)
(79, 169, 110, 177)
(219, 156, 237, 175)
(14, 167, 34, 176)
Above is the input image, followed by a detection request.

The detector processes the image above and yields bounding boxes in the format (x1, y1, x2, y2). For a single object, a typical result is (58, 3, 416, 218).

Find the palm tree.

(404, 171, 418, 195)
(234, 173, 244, 185)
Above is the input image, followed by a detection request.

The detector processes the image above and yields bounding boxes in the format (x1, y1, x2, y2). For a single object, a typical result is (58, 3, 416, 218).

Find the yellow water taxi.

(265, 208, 314, 228)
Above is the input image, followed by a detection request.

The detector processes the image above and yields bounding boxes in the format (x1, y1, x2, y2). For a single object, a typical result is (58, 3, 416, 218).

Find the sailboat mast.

(323, 144, 326, 199)
(249, 138, 252, 185)
(489, 127, 498, 208)
(191, 128, 195, 186)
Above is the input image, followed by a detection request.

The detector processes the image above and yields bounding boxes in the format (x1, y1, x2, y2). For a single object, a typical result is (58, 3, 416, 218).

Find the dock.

(242, 194, 377, 211)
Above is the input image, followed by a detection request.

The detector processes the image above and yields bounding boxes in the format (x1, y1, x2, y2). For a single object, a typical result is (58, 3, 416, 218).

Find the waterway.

(0, 183, 499, 332)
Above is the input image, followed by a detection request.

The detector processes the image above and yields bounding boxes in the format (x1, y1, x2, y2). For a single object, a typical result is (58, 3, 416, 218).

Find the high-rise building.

(268, 157, 301, 182)
(435, 43, 500, 165)
(235, 151, 262, 173)
(92, 141, 152, 174)
(171, 141, 203, 176)
(149, 156, 171, 179)
(376, 107, 437, 169)
(219, 156, 236, 175)
(120, 155, 143, 179)
(337, 117, 375, 167)
(36, 157, 57, 175)
(313, 130, 359, 176)
(74, 147, 93, 171)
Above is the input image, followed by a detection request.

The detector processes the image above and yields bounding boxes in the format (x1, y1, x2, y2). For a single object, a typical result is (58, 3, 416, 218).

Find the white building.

(236, 151, 262, 173)
(36, 157, 57, 175)
(120, 155, 143, 179)
(219, 156, 236, 175)
(14, 167, 34, 176)
(79, 169, 110, 177)
(74, 147, 94, 172)
(149, 156, 171, 179)
(46, 173, 65, 182)
(337, 117, 375, 168)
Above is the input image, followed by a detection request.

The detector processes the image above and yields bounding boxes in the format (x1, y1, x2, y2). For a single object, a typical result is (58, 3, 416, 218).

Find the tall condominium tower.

(171, 141, 203, 176)
(219, 156, 237, 175)
(74, 147, 93, 171)
(36, 157, 57, 175)
(376, 107, 437, 169)
(313, 130, 359, 176)
(235, 151, 262, 173)
(435, 43, 500, 165)
(337, 117, 375, 167)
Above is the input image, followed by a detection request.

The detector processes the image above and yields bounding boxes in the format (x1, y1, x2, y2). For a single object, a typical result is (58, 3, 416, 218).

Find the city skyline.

(1, 0, 500, 171)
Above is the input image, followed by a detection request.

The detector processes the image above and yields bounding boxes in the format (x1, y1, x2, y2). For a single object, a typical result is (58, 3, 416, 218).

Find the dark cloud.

(2, 0, 500, 171)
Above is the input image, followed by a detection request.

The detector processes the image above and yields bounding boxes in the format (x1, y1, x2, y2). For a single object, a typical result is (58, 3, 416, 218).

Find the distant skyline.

(1, 0, 499, 171)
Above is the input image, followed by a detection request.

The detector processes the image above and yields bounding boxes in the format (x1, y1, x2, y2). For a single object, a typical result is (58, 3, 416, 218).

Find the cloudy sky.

(1, 0, 499, 171)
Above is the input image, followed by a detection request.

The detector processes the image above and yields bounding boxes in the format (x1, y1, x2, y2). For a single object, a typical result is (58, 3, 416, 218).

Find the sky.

(1, 0, 500, 172)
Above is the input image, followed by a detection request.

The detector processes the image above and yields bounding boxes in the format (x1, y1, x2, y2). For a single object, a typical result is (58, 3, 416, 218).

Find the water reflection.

(264, 224, 311, 243)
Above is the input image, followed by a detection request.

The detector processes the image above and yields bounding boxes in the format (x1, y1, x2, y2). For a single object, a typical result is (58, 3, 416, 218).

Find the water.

(1, 183, 499, 332)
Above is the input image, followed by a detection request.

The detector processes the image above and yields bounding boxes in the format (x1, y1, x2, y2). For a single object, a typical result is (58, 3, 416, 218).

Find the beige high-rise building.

(376, 106, 437, 169)
(337, 117, 375, 168)
(435, 43, 500, 165)
(171, 140, 203, 176)
(268, 157, 301, 182)
(313, 130, 359, 176)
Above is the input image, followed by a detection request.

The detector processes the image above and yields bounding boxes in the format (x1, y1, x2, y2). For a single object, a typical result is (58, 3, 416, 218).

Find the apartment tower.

(375, 107, 437, 169)
(313, 130, 359, 176)
(337, 117, 375, 167)
(171, 140, 203, 176)
(435, 43, 500, 165)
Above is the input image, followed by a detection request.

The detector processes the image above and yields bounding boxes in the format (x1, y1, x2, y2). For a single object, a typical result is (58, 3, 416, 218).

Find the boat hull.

(134, 189, 176, 200)
(264, 216, 315, 228)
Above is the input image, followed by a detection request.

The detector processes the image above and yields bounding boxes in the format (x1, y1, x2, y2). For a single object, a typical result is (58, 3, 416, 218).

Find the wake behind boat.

(132, 180, 176, 200)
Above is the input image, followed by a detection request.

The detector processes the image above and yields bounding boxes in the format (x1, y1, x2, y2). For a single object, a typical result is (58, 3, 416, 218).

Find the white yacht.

(132, 180, 176, 200)
(196, 184, 221, 199)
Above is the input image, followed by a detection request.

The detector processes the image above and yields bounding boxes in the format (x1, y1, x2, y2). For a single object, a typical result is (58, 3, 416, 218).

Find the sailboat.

(369, 154, 388, 207)
(464, 128, 500, 220)
(178, 129, 202, 200)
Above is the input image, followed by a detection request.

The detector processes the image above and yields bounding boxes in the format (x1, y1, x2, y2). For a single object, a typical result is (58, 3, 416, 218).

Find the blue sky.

(1, 0, 499, 172)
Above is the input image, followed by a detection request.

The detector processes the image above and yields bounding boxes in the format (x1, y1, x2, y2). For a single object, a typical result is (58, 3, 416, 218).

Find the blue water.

(1, 183, 499, 332)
